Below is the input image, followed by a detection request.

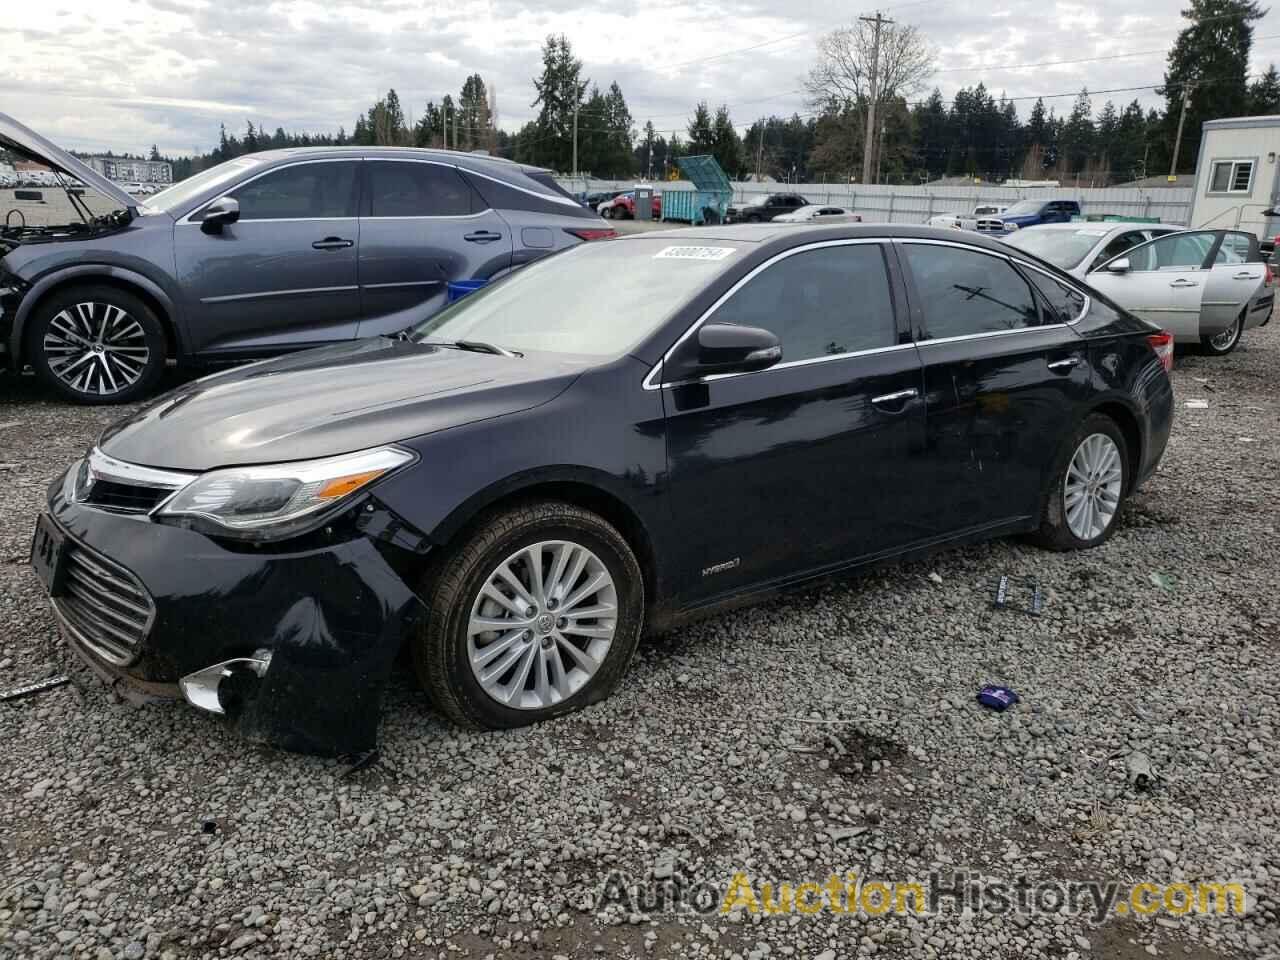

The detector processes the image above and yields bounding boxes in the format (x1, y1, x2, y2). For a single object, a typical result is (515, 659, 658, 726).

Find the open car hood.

(0, 112, 138, 214)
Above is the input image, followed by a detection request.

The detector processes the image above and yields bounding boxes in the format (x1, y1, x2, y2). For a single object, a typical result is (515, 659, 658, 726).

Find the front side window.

(1125, 232, 1215, 271)
(229, 162, 357, 220)
(1210, 160, 1254, 193)
(708, 245, 897, 361)
(904, 244, 1040, 338)
(1090, 231, 1148, 270)
(367, 161, 476, 217)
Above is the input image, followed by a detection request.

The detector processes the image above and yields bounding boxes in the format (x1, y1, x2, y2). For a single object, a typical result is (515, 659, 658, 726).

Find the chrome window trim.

(896, 237, 1091, 333)
(179, 157, 362, 225)
(361, 280, 441, 290)
(361, 211, 494, 221)
(200, 285, 358, 304)
(641, 237, 898, 391)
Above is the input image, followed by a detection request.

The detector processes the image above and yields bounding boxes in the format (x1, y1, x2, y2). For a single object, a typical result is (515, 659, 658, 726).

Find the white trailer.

(1187, 115, 1280, 245)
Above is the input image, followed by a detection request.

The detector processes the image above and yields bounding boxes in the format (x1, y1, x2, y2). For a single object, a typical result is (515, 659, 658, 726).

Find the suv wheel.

(27, 285, 166, 404)
(414, 501, 644, 729)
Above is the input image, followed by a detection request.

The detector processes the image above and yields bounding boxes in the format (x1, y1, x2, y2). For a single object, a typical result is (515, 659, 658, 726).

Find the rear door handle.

(870, 388, 918, 409)
(1047, 356, 1082, 372)
(312, 237, 353, 250)
(1233, 272, 1261, 280)
(1169, 279, 1199, 288)
(464, 231, 503, 243)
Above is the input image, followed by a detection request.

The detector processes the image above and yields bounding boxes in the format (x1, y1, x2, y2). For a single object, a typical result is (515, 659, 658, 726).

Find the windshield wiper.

(419, 338, 523, 358)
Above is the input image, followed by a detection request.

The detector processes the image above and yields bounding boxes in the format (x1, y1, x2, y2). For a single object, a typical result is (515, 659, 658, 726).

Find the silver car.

(1005, 224, 1272, 355)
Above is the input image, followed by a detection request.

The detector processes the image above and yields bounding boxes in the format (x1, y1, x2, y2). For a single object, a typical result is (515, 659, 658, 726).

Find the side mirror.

(200, 196, 240, 234)
(689, 323, 782, 377)
(1105, 257, 1131, 274)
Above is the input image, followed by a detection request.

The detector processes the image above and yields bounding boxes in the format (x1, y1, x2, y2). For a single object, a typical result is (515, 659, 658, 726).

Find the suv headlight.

(153, 446, 415, 540)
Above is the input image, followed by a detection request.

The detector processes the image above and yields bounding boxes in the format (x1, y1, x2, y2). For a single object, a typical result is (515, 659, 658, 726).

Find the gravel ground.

(1, 320, 1278, 960)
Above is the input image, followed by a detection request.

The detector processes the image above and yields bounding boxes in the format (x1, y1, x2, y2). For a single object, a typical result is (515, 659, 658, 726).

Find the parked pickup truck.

(988, 199, 1082, 232)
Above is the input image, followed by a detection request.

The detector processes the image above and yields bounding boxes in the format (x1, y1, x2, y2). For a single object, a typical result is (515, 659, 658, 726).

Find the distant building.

(85, 156, 172, 184)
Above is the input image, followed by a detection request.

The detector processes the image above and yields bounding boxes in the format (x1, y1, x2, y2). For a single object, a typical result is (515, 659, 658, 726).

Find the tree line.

(136, 0, 1277, 187)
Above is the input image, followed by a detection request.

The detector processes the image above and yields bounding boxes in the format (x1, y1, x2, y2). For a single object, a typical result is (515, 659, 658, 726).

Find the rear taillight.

(1147, 331, 1174, 373)
(1266, 262, 1274, 288)
(564, 228, 618, 241)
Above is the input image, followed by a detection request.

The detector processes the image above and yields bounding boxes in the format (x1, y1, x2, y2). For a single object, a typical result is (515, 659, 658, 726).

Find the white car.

(1005, 223, 1272, 355)
(927, 204, 1008, 231)
(772, 204, 862, 224)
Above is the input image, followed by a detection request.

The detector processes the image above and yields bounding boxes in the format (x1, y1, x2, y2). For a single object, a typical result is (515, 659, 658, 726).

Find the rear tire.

(413, 501, 645, 729)
(26, 284, 166, 404)
(1200, 310, 1245, 356)
(1031, 414, 1130, 551)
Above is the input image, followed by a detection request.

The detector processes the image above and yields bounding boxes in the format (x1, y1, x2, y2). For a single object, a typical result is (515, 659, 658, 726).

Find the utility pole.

(572, 100, 579, 179)
(442, 103, 448, 150)
(1170, 80, 1194, 179)
(860, 11, 892, 185)
(754, 122, 765, 182)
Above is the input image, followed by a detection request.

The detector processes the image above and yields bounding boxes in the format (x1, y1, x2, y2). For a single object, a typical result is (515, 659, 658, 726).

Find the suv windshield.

(412, 239, 743, 356)
(1003, 228, 1106, 269)
(1002, 200, 1044, 217)
(141, 156, 265, 215)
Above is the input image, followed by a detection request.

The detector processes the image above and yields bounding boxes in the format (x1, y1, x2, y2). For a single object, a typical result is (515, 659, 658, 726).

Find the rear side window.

(1127, 232, 1215, 271)
(367, 161, 476, 217)
(229, 162, 357, 220)
(711, 245, 896, 361)
(463, 170, 596, 219)
(1215, 233, 1254, 263)
(904, 244, 1040, 338)
(1024, 269, 1087, 323)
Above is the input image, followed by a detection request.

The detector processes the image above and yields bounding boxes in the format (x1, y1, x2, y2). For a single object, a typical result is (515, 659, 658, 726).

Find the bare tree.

(806, 20, 934, 182)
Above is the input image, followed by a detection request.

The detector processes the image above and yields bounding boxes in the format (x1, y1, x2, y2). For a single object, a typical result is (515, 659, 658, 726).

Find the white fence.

(558, 177, 1194, 225)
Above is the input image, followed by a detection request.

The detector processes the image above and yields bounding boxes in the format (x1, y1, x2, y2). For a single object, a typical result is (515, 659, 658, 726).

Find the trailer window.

(1210, 160, 1254, 193)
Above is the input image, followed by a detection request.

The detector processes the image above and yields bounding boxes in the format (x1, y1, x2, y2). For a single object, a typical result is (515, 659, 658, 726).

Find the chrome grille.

(74, 448, 193, 515)
(54, 543, 154, 665)
(83, 479, 170, 513)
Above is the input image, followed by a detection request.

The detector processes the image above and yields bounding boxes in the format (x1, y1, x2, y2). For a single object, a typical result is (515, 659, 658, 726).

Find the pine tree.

(1249, 64, 1280, 113)
(711, 105, 742, 177)
(530, 34, 588, 170)
(687, 102, 714, 154)
(1163, 0, 1266, 172)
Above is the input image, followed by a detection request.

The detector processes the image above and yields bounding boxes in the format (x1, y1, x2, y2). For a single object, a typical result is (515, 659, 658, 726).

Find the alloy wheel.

(467, 540, 618, 710)
(1209, 316, 1243, 353)
(42, 301, 151, 397)
(1063, 433, 1123, 541)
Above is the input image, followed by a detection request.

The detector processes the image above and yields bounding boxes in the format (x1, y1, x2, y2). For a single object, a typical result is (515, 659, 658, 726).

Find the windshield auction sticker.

(654, 245, 736, 261)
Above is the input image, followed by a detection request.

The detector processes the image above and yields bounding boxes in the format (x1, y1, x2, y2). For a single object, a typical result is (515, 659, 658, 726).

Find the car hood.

(999, 214, 1040, 225)
(98, 338, 585, 471)
(0, 112, 139, 214)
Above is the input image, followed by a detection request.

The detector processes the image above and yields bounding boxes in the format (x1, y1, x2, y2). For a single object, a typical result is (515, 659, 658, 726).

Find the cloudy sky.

(4, 0, 1280, 157)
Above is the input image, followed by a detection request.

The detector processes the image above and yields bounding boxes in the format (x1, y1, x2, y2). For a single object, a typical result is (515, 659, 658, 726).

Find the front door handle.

(870, 388, 918, 409)
(464, 231, 503, 243)
(1169, 279, 1200, 288)
(312, 237, 354, 250)
(1047, 356, 1082, 372)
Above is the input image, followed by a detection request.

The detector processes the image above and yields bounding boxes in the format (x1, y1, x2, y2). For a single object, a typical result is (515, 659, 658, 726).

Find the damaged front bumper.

(43, 479, 429, 757)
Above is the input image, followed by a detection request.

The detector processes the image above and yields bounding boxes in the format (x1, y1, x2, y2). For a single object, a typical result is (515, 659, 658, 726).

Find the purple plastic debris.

(977, 685, 1020, 711)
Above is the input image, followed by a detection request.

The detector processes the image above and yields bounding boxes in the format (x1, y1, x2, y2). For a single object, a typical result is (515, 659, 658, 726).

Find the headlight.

(1004, 222, 1019, 231)
(153, 445, 415, 540)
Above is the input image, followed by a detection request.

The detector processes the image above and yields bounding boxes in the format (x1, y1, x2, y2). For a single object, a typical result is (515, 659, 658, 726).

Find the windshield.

(1002, 228, 1107, 269)
(1002, 200, 1045, 217)
(141, 156, 265, 214)
(412, 239, 744, 356)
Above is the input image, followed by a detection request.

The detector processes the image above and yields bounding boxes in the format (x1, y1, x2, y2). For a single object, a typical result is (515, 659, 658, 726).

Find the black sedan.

(32, 225, 1174, 756)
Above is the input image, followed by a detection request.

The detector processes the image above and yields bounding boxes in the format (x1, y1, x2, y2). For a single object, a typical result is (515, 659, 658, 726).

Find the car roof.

(244, 145, 551, 178)
(617, 223, 1032, 255)
(1015, 221, 1175, 234)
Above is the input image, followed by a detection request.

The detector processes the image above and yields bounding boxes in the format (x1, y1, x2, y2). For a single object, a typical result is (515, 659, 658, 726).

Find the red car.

(601, 191, 661, 220)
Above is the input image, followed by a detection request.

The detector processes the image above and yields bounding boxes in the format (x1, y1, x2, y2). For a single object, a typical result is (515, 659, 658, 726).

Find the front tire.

(413, 501, 645, 729)
(26, 285, 166, 404)
(1031, 414, 1129, 551)
(1200, 310, 1244, 356)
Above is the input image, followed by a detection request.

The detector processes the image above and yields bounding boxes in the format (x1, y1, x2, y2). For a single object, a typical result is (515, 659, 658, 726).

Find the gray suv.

(0, 113, 614, 403)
